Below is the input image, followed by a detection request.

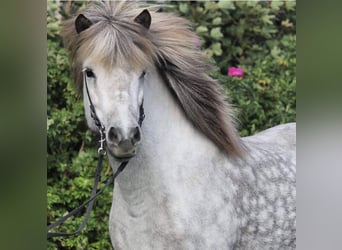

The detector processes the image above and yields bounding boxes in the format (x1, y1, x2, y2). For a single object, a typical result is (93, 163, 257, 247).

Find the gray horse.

(62, 2, 296, 249)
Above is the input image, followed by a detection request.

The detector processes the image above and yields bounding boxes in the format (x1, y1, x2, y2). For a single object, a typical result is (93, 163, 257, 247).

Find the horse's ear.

(134, 9, 151, 30)
(75, 14, 93, 34)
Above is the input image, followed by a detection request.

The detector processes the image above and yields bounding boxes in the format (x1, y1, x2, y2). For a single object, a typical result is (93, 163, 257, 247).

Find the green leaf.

(218, 0, 235, 10)
(212, 17, 222, 25)
(210, 27, 223, 40)
(47, 22, 60, 32)
(196, 6, 204, 13)
(196, 26, 208, 34)
(179, 3, 188, 14)
(47, 119, 54, 130)
(261, 14, 275, 25)
(285, 1, 296, 10)
(271, 46, 281, 59)
(204, 2, 217, 11)
(270, 1, 284, 10)
(212, 42, 223, 56)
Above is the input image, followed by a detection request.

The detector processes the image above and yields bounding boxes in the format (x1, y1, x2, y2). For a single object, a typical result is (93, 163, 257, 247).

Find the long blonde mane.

(62, 1, 246, 157)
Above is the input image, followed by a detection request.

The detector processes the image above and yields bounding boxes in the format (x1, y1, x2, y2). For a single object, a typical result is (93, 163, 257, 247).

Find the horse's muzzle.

(106, 126, 141, 161)
(107, 144, 137, 161)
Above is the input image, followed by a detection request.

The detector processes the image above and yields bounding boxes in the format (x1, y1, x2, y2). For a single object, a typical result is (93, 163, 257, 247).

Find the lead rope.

(47, 69, 145, 238)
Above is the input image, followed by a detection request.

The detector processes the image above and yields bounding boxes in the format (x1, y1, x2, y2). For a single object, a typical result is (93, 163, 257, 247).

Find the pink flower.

(227, 67, 244, 77)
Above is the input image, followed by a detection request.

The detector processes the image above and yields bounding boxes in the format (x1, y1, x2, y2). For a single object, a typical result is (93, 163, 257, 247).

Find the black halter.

(47, 69, 145, 238)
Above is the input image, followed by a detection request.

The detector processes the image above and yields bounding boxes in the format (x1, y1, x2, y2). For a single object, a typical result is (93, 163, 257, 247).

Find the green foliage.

(169, 1, 296, 135)
(47, 1, 295, 249)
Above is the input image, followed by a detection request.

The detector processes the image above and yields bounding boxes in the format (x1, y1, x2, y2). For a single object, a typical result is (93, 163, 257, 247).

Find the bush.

(170, 1, 296, 135)
(47, 1, 295, 249)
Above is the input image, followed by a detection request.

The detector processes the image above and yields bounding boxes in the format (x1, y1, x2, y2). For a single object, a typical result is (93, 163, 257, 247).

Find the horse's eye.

(85, 69, 95, 78)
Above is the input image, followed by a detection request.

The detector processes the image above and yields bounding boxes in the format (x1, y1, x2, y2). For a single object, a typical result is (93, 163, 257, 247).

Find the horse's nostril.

(108, 126, 140, 146)
(108, 127, 120, 143)
(132, 126, 141, 144)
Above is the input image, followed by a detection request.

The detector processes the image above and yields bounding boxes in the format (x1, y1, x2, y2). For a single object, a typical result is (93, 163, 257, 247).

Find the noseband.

(47, 69, 145, 238)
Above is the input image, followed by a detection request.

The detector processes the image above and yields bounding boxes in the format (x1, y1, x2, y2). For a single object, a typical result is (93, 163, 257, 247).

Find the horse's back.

(230, 123, 296, 249)
(243, 122, 296, 150)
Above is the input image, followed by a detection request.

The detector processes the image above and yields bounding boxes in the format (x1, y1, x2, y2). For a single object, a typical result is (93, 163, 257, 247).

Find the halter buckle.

(98, 147, 106, 155)
(98, 126, 106, 155)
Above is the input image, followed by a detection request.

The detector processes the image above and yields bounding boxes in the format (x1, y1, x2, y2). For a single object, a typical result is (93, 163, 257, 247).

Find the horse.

(61, 2, 296, 249)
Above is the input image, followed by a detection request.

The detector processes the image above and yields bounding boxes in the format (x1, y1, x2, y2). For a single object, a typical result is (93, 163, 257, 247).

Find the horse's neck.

(109, 67, 221, 205)
(107, 68, 239, 248)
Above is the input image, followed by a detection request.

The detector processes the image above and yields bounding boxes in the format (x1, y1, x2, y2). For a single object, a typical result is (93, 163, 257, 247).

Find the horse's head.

(82, 65, 146, 160)
(73, 8, 153, 161)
